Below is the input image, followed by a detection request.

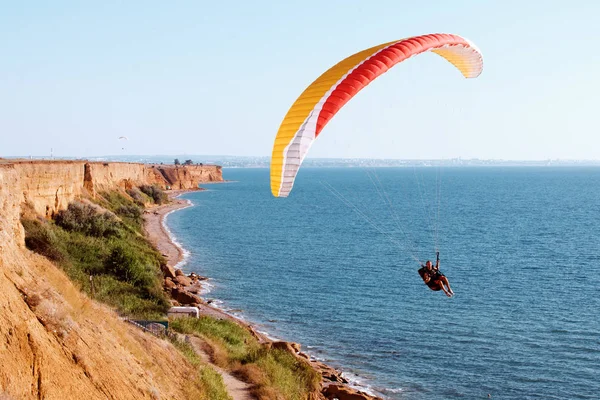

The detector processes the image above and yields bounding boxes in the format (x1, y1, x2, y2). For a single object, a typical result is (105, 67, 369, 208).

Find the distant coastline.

(5, 155, 600, 169)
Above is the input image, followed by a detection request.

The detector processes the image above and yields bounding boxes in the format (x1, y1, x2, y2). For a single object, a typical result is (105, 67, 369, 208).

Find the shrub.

(22, 219, 64, 262)
(126, 188, 151, 207)
(95, 191, 146, 233)
(105, 243, 156, 288)
(93, 275, 168, 319)
(55, 202, 122, 237)
(139, 185, 168, 205)
(34, 298, 77, 340)
(60, 232, 110, 275)
(116, 204, 142, 220)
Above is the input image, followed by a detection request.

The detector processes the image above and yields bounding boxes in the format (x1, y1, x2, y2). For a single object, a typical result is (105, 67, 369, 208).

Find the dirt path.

(182, 334, 255, 400)
(144, 193, 260, 399)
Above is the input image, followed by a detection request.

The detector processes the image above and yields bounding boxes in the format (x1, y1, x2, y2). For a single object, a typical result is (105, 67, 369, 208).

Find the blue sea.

(167, 167, 600, 399)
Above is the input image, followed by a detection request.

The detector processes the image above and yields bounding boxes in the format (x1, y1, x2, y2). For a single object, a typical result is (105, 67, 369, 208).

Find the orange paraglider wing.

(270, 33, 483, 197)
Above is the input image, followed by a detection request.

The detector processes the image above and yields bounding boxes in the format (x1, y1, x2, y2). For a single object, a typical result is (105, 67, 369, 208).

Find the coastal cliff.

(3, 160, 222, 217)
(0, 160, 221, 399)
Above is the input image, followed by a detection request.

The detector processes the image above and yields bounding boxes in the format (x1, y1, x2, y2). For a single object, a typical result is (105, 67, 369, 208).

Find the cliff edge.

(1, 160, 222, 217)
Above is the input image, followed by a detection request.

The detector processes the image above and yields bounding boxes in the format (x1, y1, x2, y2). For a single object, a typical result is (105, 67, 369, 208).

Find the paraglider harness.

(418, 252, 444, 289)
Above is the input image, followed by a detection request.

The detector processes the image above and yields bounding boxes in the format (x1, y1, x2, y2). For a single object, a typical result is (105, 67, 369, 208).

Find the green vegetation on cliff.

(19, 185, 322, 400)
(171, 317, 320, 400)
(21, 189, 170, 319)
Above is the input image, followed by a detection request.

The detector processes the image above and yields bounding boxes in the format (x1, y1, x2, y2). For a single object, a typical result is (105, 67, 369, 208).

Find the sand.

(143, 190, 192, 268)
(143, 189, 269, 340)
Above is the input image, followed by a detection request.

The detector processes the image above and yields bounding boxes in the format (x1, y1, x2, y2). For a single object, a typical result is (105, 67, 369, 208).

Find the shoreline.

(144, 189, 192, 269)
(145, 188, 382, 400)
(143, 189, 269, 334)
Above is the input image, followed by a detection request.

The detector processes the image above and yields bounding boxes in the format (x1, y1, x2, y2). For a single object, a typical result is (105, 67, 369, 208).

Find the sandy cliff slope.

(0, 162, 221, 399)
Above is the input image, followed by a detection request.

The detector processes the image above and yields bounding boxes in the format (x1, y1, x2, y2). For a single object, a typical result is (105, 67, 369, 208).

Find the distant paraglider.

(118, 136, 128, 151)
(270, 33, 484, 198)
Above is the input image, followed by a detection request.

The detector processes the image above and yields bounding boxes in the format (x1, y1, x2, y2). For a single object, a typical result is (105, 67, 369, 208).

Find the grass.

(198, 366, 232, 400)
(169, 334, 203, 366)
(172, 316, 258, 362)
(168, 335, 232, 400)
(21, 188, 171, 319)
(171, 317, 321, 400)
(254, 349, 319, 400)
(95, 190, 147, 232)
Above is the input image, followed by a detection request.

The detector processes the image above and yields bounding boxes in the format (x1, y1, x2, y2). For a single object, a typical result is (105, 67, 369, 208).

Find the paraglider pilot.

(418, 252, 454, 297)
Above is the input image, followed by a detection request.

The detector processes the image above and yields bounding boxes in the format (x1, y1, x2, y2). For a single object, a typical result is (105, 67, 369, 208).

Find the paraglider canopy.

(270, 33, 483, 198)
(118, 136, 128, 151)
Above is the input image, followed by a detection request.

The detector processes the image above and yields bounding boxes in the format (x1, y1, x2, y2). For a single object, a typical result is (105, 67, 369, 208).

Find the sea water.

(166, 167, 600, 399)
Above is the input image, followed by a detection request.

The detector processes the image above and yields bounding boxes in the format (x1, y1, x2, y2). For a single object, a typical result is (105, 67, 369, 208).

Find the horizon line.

(4, 155, 600, 163)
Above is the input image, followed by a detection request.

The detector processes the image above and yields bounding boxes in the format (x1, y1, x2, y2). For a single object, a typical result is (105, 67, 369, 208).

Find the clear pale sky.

(1, 1, 598, 160)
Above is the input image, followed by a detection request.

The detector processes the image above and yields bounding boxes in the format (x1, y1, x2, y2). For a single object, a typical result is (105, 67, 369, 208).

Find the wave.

(199, 280, 214, 295)
(340, 371, 382, 398)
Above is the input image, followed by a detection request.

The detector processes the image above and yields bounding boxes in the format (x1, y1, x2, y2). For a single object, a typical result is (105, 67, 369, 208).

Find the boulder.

(171, 288, 201, 305)
(161, 264, 177, 280)
(187, 282, 202, 294)
(174, 275, 192, 287)
(323, 384, 378, 400)
(311, 361, 347, 383)
(175, 269, 184, 277)
(271, 341, 301, 354)
(188, 272, 208, 281)
(164, 277, 176, 289)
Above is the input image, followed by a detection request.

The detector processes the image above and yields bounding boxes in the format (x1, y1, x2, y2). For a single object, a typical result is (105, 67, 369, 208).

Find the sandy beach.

(143, 189, 192, 269)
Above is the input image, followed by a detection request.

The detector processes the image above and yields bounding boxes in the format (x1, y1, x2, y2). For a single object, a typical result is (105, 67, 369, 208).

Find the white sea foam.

(381, 387, 404, 394)
(256, 329, 280, 342)
(207, 298, 224, 307)
(200, 280, 214, 295)
(340, 372, 381, 398)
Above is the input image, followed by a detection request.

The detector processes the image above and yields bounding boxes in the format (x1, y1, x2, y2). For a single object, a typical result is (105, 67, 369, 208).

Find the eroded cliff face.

(11, 161, 86, 218)
(0, 161, 220, 399)
(145, 164, 222, 190)
(6, 160, 222, 217)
